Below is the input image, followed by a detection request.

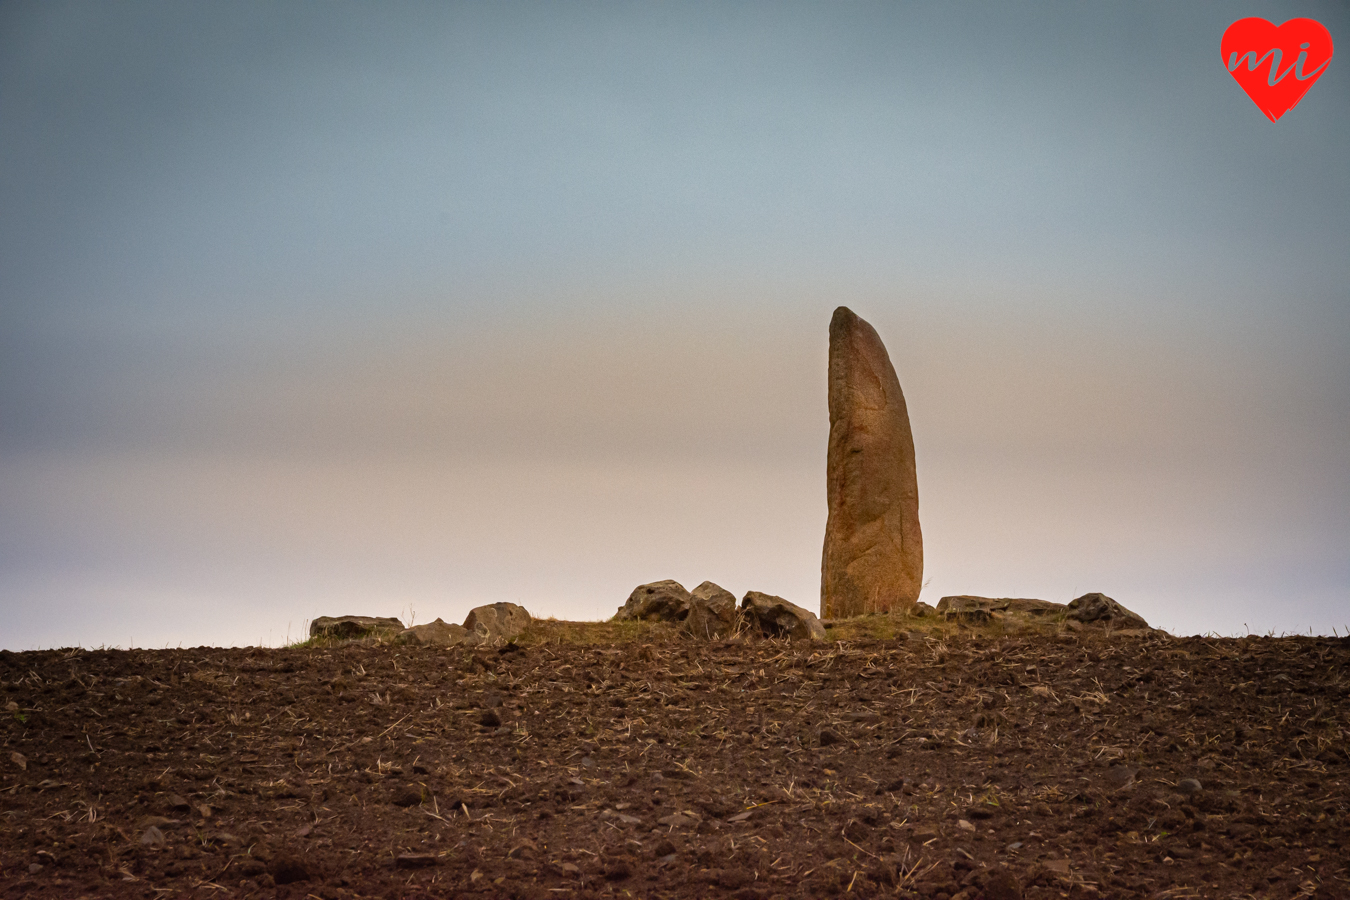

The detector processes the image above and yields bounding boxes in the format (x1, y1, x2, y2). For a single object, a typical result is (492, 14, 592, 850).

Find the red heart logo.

(1222, 18, 1334, 121)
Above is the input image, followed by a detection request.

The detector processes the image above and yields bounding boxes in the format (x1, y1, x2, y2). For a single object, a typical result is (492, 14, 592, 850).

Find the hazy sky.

(2, 2, 1347, 649)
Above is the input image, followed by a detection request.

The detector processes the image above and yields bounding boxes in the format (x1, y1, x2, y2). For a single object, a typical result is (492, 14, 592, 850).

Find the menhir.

(821, 306, 922, 617)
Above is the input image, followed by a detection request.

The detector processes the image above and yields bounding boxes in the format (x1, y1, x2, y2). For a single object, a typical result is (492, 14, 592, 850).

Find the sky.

(1, 1, 1347, 649)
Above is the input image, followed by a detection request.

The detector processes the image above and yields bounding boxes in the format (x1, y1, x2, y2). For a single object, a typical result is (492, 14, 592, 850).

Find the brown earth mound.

(2, 627, 1347, 899)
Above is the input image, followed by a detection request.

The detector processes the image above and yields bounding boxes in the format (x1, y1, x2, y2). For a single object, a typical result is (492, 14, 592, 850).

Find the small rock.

(139, 826, 166, 846)
(462, 602, 532, 644)
(614, 580, 692, 622)
(742, 591, 826, 641)
(396, 618, 469, 647)
(166, 794, 192, 812)
(657, 812, 699, 828)
(10, 751, 27, 770)
(27, 863, 42, 874)
(936, 596, 1064, 623)
(1065, 593, 1150, 629)
(1178, 778, 1203, 795)
(309, 615, 404, 641)
(957, 819, 976, 832)
(685, 581, 740, 640)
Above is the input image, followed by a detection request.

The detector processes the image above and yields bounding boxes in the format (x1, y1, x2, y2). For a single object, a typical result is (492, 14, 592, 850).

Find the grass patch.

(514, 617, 680, 646)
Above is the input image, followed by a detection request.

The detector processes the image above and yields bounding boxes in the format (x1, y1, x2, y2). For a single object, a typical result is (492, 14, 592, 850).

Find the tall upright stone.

(821, 307, 922, 617)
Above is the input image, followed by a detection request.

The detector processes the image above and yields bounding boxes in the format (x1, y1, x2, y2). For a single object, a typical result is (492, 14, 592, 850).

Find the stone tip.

(830, 306, 858, 329)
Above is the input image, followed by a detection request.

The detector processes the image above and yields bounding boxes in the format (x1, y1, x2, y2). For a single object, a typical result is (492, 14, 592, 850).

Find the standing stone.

(821, 306, 922, 618)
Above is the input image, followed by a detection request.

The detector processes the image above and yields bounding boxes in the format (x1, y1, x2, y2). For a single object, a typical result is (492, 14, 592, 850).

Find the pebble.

(958, 819, 976, 832)
(139, 826, 166, 846)
(1178, 778, 1203, 794)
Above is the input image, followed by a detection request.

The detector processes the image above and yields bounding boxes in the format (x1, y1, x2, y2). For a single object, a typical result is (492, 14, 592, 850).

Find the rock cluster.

(614, 580, 824, 641)
(935, 593, 1152, 630)
(821, 306, 923, 619)
(308, 603, 532, 647)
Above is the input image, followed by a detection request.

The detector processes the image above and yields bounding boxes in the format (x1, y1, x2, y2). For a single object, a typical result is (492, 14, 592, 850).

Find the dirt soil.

(2, 628, 1347, 900)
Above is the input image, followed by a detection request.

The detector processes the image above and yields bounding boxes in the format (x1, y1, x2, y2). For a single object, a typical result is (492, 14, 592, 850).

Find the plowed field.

(2, 627, 1347, 899)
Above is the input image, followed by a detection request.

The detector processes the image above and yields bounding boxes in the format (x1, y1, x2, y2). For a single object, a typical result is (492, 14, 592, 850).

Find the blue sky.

(2, 2, 1347, 648)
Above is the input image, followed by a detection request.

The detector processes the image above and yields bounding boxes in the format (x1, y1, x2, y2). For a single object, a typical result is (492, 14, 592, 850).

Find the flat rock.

(309, 615, 405, 640)
(684, 581, 739, 639)
(463, 602, 532, 644)
(741, 591, 826, 641)
(614, 580, 692, 623)
(821, 306, 923, 618)
(936, 596, 1064, 623)
(396, 618, 469, 647)
(1066, 593, 1150, 629)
